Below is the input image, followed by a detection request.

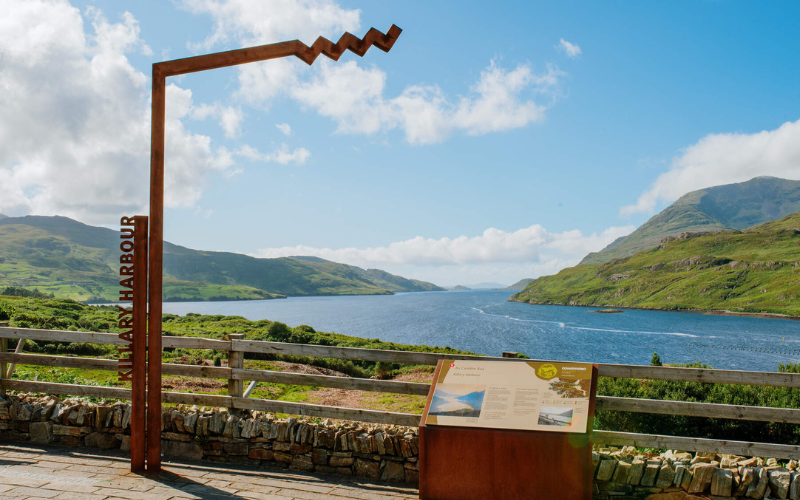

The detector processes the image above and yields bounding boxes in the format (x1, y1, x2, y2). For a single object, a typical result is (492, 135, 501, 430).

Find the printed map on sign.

(424, 360, 594, 433)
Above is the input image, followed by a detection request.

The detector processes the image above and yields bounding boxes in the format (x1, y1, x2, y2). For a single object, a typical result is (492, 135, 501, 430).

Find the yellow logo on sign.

(537, 363, 558, 379)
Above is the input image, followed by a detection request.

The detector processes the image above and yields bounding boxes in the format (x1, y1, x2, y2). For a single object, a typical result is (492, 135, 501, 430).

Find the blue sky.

(1, 0, 799, 286)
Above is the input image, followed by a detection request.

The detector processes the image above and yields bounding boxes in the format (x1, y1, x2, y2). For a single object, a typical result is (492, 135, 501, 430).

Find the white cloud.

(0, 1, 241, 222)
(253, 224, 634, 282)
(621, 119, 800, 216)
(291, 59, 561, 145)
(236, 144, 310, 165)
(276, 123, 291, 136)
(192, 102, 244, 138)
(557, 38, 582, 58)
(179, 0, 361, 50)
(182, 0, 563, 145)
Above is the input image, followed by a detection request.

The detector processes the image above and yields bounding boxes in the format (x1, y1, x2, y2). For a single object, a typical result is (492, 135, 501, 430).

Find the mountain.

(510, 212, 800, 317)
(581, 177, 800, 265)
(0, 215, 444, 302)
(504, 278, 533, 291)
(450, 285, 471, 291)
(462, 282, 507, 289)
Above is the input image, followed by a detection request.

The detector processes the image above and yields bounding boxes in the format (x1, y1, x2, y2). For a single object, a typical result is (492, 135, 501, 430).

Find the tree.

(650, 352, 662, 366)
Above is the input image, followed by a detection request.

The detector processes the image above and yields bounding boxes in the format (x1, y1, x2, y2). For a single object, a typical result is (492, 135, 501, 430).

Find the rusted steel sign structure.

(121, 25, 402, 474)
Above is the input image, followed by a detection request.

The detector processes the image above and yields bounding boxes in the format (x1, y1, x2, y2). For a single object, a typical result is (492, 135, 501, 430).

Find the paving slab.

(0, 444, 419, 500)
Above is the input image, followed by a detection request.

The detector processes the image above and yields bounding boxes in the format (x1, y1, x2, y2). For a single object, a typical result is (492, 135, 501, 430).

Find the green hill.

(580, 177, 800, 265)
(510, 212, 800, 317)
(0, 216, 444, 302)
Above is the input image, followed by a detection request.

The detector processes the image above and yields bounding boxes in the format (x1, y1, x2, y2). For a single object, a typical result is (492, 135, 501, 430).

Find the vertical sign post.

(119, 216, 148, 473)
(147, 24, 401, 475)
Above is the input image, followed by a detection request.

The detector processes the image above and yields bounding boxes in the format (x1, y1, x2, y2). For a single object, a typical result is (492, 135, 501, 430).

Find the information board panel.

(424, 360, 593, 433)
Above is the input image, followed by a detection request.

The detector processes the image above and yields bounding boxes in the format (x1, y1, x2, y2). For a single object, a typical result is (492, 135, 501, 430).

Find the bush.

(596, 359, 800, 444)
(265, 321, 292, 342)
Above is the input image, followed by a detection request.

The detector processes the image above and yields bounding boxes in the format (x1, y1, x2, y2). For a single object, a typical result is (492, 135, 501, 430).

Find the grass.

(0, 295, 472, 410)
(513, 212, 800, 317)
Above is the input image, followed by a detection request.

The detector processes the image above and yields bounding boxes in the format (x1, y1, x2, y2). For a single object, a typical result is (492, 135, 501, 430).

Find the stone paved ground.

(0, 443, 419, 500)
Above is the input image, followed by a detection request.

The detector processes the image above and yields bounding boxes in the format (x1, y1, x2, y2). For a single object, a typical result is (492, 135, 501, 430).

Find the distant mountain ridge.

(581, 177, 800, 265)
(0, 215, 444, 302)
(511, 211, 800, 317)
(504, 278, 533, 290)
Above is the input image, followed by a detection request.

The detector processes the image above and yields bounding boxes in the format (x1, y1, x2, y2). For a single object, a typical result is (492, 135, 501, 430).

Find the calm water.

(162, 290, 800, 371)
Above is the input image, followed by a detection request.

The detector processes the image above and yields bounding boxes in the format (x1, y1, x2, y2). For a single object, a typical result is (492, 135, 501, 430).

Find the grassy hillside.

(581, 176, 800, 265)
(0, 216, 443, 302)
(511, 212, 800, 317)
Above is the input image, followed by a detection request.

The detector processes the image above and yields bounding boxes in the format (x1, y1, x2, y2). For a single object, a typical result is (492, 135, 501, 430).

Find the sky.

(1, 0, 799, 287)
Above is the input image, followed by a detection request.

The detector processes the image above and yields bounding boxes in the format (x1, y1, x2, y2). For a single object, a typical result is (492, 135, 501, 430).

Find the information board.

(423, 360, 594, 433)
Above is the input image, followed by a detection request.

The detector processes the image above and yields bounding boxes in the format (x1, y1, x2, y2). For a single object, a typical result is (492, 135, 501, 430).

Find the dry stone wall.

(593, 446, 800, 500)
(5, 393, 797, 495)
(0, 394, 419, 483)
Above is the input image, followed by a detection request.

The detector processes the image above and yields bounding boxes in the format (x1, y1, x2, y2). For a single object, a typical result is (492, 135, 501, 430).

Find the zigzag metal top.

(296, 25, 403, 65)
(157, 25, 402, 77)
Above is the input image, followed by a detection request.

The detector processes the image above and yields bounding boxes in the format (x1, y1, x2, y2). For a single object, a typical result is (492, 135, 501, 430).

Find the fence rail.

(0, 327, 799, 458)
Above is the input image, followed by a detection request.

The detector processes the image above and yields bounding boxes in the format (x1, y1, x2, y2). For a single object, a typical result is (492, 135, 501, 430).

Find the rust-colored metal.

(147, 67, 166, 474)
(131, 216, 148, 473)
(147, 25, 402, 475)
(418, 363, 599, 500)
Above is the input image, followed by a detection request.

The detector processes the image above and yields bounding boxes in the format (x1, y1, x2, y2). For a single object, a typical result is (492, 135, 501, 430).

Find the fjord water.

(162, 290, 800, 371)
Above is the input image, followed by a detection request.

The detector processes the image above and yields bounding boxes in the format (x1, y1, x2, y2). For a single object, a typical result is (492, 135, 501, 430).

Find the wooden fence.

(1, 326, 799, 459)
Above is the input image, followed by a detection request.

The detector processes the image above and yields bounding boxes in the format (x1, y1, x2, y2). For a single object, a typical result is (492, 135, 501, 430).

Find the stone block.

(688, 464, 715, 493)
(736, 467, 755, 496)
(405, 469, 419, 484)
(710, 468, 733, 496)
(119, 435, 131, 452)
(162, 432, 192, 442)
(789, 472, 800, 500)
(641, 461, 662, 487)
(273, 442, 292, 452)
(95, 407, 114, 430)
(770, 469, 792, 499)
(746, 467, 768, 499)
(612, 461, 631, 484)
(628, 460, 646, 485)
(656, 464, 676, 488)
(290, 444, 312, 455)
(330, 455, 355, 467)
(29, 421, 53, 444)
(312, 448, 328, 465)
(382, 461, 405, 482)
(162, 439, 203, 461)
(289, 455, 315, 472)
(85, 432, 118, 449)
(274, 452, 292, 465)
(53, 424, 81, 437)
(355, 458, 380, 478)
(673, 463, 685, 487)
(248, 448, 273, 460)
(223, 443, 249, 456)
(681, 467, 694, 490)
(597, 460, 618, 481)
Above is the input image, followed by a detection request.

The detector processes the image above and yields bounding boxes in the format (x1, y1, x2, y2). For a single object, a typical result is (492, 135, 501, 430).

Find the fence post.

(227, 334, 244, 399)
(0, 325, 6, 395)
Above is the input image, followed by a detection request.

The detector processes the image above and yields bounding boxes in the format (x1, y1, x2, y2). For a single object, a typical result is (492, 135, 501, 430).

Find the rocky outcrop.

(0, 394, 419, 483)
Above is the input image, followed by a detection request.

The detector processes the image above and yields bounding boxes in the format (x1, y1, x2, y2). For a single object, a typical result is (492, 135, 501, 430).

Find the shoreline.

(508, 299, 800, 322)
